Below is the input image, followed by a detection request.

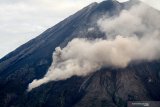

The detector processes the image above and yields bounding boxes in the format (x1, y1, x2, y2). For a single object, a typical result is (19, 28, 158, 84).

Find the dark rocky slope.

(0, 0, 160, 107)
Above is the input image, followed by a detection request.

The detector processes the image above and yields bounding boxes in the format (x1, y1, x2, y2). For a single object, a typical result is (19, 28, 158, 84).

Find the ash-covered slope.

(0, 0, 160, 107)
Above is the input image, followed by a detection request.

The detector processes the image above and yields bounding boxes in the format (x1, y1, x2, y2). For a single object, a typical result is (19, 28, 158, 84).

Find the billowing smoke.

(98, 3, 160, 38)
(28, 3, 160, 91)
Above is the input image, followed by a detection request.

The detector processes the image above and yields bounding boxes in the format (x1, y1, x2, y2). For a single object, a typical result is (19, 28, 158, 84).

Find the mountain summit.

(0, 0, 160, 107)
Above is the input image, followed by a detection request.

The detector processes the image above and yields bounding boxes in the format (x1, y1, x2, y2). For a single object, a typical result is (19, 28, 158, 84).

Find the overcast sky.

(0, 0, 160, 58)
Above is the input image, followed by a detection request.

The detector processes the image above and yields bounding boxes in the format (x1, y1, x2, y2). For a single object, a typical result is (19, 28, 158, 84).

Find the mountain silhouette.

(0, 0, 160, 107)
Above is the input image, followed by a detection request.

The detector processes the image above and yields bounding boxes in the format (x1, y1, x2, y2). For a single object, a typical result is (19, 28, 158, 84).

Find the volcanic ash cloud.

(28, 3, 160, 91)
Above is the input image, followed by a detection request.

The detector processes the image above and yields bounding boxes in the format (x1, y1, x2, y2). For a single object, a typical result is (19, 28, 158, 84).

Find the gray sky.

(0, 0, 160, 58)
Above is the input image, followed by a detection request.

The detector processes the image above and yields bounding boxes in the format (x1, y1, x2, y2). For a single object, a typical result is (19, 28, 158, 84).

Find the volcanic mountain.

(0, 0, 160, 107)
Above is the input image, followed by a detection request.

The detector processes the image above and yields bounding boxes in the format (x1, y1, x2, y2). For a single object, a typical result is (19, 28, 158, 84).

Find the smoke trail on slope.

(28, 3, 160, 91)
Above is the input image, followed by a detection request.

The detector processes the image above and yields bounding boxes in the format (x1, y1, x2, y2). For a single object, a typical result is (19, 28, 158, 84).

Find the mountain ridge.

(0, 0, 160, 107)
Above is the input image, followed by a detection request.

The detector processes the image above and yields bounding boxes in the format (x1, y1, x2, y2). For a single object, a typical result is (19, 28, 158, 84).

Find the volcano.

(0, 0, 160, 107)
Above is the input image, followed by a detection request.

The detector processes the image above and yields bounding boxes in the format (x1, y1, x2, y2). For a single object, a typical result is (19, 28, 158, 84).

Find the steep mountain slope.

(0, 0, 160, 107)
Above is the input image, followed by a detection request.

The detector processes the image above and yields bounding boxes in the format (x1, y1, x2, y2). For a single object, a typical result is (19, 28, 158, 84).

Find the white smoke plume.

(28, 3, 160, 91)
